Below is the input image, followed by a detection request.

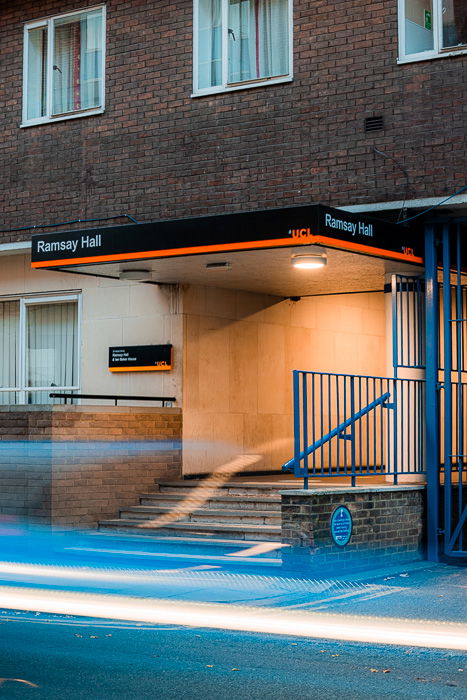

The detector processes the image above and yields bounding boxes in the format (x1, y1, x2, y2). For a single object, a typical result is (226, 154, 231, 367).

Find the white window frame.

(192, 0, 293, 96)
(0, 293, 81, 405)
(21, 5, 106, 127)
(398, 0, 467, 63)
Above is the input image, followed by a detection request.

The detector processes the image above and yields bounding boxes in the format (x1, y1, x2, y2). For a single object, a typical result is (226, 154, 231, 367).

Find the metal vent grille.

(365, 116, 384, 132)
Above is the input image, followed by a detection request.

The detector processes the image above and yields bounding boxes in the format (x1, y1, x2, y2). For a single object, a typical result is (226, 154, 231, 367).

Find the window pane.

(26, 26, 48, 120)
(198, 0, 222, 89)
(404, 0, 434, 54)
(228, 0, 289, 83)
(0, 301, 19, 404)
(52, 9, 103, 115)
(26, 302, 78, 394)
(442, 0, 467, 49)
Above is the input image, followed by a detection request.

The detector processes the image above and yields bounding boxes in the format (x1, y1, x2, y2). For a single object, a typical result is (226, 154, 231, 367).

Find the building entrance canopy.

(31, 204, 423, 297)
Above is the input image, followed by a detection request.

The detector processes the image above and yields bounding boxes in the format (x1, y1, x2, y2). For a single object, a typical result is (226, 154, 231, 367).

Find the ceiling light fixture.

(205, 262, 232, 270)
(291, 254, 327, 270)
(119, 269, 152, 281)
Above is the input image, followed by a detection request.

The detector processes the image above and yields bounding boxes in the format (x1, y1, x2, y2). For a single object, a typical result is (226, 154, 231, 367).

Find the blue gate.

(425, 222, 467, 561)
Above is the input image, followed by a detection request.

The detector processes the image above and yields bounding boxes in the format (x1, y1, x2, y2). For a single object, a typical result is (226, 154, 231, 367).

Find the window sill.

(192, 75, 293, 98)
(397, 47, 467, 64)
(20, 108, 104, 128)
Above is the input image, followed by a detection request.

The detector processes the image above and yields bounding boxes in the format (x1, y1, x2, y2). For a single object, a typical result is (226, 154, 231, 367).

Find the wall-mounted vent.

(365, 116, 384, 132)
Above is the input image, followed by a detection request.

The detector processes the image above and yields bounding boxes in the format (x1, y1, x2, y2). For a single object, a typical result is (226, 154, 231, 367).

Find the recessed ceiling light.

(205, 262, 232, 270)
(291, 254, 327, 270)
(119, 269, 152, 281)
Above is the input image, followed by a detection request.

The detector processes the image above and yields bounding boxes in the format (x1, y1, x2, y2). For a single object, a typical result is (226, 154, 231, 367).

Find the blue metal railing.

(392, 274, 426, 372)
(283, 371, 425, 488)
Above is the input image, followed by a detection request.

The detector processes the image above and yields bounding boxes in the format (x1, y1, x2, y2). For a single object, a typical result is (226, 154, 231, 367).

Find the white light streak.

(1, 586, 466, 651)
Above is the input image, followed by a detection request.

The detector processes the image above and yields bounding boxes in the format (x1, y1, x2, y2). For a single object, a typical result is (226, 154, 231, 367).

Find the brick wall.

(281, 485, 425, 572)
(0, 0, 465, 240)
(0, 405, 182, 528)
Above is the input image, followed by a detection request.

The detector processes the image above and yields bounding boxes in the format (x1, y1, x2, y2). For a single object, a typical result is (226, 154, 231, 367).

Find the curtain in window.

(53, 17, 81, 114)
(198, 0, 222, 89)
(26, 303, 78, 403)
(0, 302, 19, 406)
(52, 11, 102, 115)
(26, 26, 48, 120)
(228, 0, 288, 83)
(81, 10, 103, 109)
(442, 0, 467, 48)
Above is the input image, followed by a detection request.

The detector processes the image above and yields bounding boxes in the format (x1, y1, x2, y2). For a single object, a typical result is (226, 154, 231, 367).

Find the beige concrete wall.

(182, 285, 386, 475)
(0, 254, 183, 407)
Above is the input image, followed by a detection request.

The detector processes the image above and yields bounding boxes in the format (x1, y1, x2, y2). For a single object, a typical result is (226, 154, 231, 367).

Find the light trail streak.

(1, 586, 466, 651)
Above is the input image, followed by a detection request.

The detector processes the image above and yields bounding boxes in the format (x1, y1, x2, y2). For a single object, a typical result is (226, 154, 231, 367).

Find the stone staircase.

(98, 479, 296, 542)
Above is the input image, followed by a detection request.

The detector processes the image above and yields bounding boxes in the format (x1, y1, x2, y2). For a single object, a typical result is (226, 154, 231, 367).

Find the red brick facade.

(0, 0, 465, 242)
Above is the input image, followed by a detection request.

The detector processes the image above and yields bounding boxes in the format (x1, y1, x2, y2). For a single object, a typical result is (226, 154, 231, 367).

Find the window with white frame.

(23, 6, 105, 126)
(194, 0, 292, 94)
(399, 0, 467, 61)
(0, 296, 80, 405)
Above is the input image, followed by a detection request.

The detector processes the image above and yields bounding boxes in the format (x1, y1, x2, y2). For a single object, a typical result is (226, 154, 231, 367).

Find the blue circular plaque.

(330, 506, 353, 547)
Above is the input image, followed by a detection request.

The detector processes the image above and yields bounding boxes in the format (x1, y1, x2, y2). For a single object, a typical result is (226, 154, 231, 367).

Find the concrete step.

(119, 505, 281, 526)
(98, 519, 282, 542)
(157, 480, 297, 497)
(139, 493, 282, 511)
(89, 530, 285, 559)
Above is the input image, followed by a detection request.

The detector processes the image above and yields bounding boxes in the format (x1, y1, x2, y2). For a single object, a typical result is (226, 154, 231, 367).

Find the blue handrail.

(282, 391, 391, 475)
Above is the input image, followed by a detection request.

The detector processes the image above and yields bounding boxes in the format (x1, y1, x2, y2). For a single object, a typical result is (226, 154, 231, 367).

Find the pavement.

(0, 526, 465, 626)
(0, 527, 466, 699)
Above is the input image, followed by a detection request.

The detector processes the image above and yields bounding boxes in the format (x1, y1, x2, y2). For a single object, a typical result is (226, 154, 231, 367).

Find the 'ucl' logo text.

(288, 228, 313, 240)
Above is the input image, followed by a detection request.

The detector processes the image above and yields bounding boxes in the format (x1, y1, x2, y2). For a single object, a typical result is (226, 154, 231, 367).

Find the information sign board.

(330, 505, 353, 547)
(109, 344, 172, 372)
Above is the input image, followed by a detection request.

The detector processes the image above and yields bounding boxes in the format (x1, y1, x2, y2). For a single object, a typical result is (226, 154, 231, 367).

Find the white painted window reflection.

(400, 0, 467, 61)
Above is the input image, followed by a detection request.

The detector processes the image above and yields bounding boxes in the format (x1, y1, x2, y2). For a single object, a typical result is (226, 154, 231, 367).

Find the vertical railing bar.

(456, 226, 464, 550)
(302, 372, 309, 489)
(400, 276, 404, 367)
(386, 379, 394, 473)
(418, 381, 423, 473)
(406, 277, 410, 366)
(418, 278, 422, 366)
(379, 378, 384, 476)
(373, 379, 378, 472)
(343, 375, 347, 473)
(293, 370, 300, 478)
(328, 373, 332, 476)
(336, 375, 342, 475)
(393, 377, 398, 485)
(443, 224, 453, 554)
(365, 379, 371, 471)
(350, 375, 356, 487)
(319, 372, 324, 476)
(401, 378, 406, 477)
(357, 377, 367, 474)
(419, 277, 424, 366)
(312, 373, 316, 475)
(413, 380, 416, 474)
(392, 274, 399, 372)
(382, 378, 386, 475)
